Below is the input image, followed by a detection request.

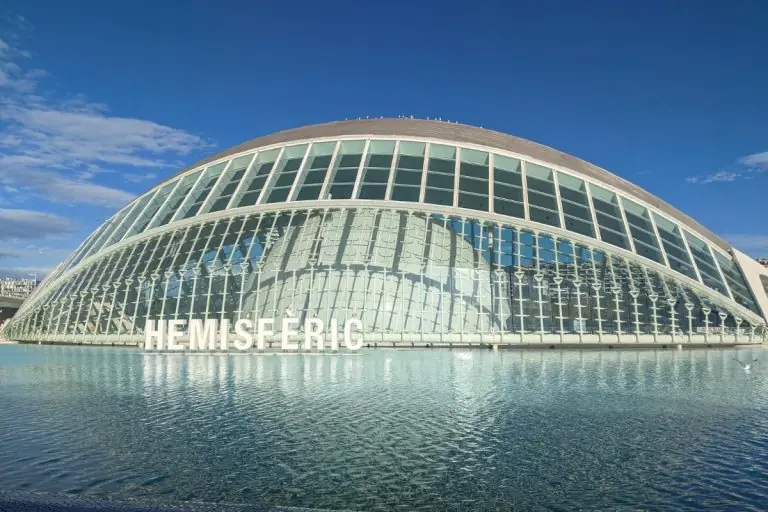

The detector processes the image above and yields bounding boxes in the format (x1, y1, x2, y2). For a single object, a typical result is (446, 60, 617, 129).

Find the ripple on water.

(1, 345, 768, 511)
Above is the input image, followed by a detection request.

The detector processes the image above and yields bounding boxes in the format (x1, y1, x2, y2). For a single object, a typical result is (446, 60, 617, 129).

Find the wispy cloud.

(687, 151, 768, 185)
(123, 171, 158, 183)
(722, 234, 768, 258)
(0, 33, 213, 208)
(0, 208, 78, 240)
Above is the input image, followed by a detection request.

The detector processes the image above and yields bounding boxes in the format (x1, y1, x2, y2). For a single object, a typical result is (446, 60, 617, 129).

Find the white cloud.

(685, 171, 739, 184)
(688, 151, 768, 184)
(0, 33, 213, 208)
(0, 208, 78, 240)
(738, 152, 768, 168)
(722, 234, 768, 257)
(123, 172, 158, 183)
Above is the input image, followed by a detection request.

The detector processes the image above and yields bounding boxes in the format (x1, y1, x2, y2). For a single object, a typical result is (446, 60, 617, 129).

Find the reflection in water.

(1, 345, 768, 511)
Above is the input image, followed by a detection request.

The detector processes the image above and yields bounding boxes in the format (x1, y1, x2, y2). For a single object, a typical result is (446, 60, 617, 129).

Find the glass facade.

(6, 127, 766, 344)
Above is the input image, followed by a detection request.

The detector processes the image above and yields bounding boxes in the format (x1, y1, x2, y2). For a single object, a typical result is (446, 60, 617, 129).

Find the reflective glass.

(525, 163, 560, 228)
(557, 172, 595, 238)
(684, 232, 728, 295)
(204, 154, 255, 213)
(391, 141, 424, 202)
(652, 213, 698, 280)
(590, 185, 631, 250)
(359, 140, 394, 200)
(295, 141, 336, 202)
(327, 140, 365, 200)
(424, 144, 455, 206)
(232, 148, 281, 207)
(620, 198, 663, 264)
(266, 144, 308, 204)
(458, 148, 489, 212)
(493, 154, 525, 219)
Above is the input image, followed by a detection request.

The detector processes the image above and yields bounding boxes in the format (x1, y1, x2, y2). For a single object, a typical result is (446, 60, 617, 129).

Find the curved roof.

(167, 118, 728, 251)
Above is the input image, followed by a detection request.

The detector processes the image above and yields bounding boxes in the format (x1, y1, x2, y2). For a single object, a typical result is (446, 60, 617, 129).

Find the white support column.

(224, 153, 258, 210)
(550, 170, 566, 230)
(169, 166, 208, 225)
(174, 224, 206, 321)
(418, 142, 430, 203)
(582, 181, 602, 242)
(678, 229, 705, 285)
(351, 139, 372, 200)
(520, 160, 531, 221)
(256, 146, 287, 205)
(646, 211, 671, 269)
(708, 245, 735, 301)
(452, 147, 461, 208)
(286, 144, 313, 203)
(197, 159, 235, 216)
(318, 142, 342, 200)
(144, 177, 183, 232)
(616, 197, 637, 255)
(488, 153, 495, 214)
(384, 140, 400, 201)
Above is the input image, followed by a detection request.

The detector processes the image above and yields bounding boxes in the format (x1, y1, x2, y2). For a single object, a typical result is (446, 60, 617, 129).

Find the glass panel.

(715, 252, 760, 313)
(203, 154, 254, 213)
(493, 154, 524, 218)
(121, 181, 178, 241)
(176, 162, 229, 220)
(390, 141, 424, 202)
(295, 141, 336, 202)
(557, 172, 595, 238)
(424, 144, 455, 207)
(151, 170, 202, 229)
(590, 185, 631, 250)
(652, 213, 698, 280)
(525, 162, 560, 228)
(458, 148, 489, 212)
(327, 140, 365, 200)
(684, 231, 728, 295)
(620, 198, 663, 264)
(266, 144, 308, 204)
(359, 140, 394, 200)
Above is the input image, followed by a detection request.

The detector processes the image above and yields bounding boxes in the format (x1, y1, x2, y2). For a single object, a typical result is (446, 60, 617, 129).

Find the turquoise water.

(1, 345, 767, 511)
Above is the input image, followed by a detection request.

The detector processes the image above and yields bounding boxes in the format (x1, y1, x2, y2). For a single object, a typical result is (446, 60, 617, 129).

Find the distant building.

(0, 278, 37, 300)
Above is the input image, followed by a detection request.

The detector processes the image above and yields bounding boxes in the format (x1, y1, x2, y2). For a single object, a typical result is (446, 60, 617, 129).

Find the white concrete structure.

(5, 119, 767, 346)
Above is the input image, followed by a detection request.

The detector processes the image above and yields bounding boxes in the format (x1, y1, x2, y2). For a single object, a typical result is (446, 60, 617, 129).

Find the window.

(204, 154, 255, 213)
(525, 163, 561, 228)
(589, 185, 631, 250)
(358, 140, 395, 200)
(231, 148, 281, 208)
(493, 154, 524, 219)
(684, 231, 728, 295)
(557, 172, 594, 238)
(266, 144, 308, 204)
(295, 141, 337, 201)
(652, 213, 698, 280)
(458, 148, 489, 212)
(391, 141, 425, 202)
(326, 140, 365, 200)
(620, 198, 663, 263)
(424, 144, 456, 206)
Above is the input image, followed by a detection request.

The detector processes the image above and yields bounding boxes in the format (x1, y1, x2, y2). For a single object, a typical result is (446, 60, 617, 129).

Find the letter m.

(189, 319, 217, 350)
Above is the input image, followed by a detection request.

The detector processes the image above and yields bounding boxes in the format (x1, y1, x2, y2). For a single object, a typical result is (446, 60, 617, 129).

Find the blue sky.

(0, 0, 766, 278)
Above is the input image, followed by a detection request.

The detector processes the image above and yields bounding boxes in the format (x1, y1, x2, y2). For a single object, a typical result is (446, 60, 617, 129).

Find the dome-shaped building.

(6, 119, 768, 346)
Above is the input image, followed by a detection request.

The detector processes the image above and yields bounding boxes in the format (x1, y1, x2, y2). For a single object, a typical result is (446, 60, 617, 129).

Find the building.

(0, 278, 36, 327)
(0, 278, 37, 300)
(4, 119, 767, 345)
